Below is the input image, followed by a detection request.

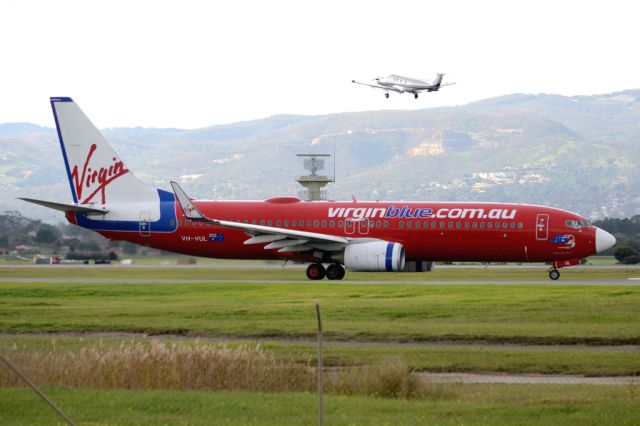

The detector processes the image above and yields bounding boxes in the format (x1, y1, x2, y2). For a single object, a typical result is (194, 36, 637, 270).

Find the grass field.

(1, 265, 639, 424)
(1, 273, 640, 344)
(1, 385, 639, 425)
(2, 335, 639, 376)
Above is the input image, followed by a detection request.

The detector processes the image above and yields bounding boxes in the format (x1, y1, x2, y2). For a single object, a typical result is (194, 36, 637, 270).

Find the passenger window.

(465, 222, 470, 229)
(383, 221, 389, 228)
(306, 220, 311, 227)
(415, 221, 421, 229)
(243, 220, 249, 224)
(407, 221, 413, 228)
(399, 221, 405, 228)
(260, 220, 265, 225)
(322, 220, 327, 227)
(291, 220, 297, 226)
(510, 222, 515, 229)
(276, 220, 281, 226)
(314, 220, 319, 227)
(440, 222, 445, 228)
(376, 220, 381, 228)
(456, 222, 462, 229)
(480, 222, 485, 229)
(268, 220, 273, 226)
(252, 220, 257, 225)
(472, 222, 478, 229)
(502, 222, 508, 229)
(487, 222, 493, 229)
(284, 220, 289, 226)
(424, 221, 429, 228)
(330, 221, 335, 227)
(448, 222, 454, 229)
(518, 222, 523, 229)
(339, 221, 344, 227)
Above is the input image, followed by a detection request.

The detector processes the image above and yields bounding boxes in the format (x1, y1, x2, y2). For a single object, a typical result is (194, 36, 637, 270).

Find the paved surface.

(0, 277, 638, 286)
(417, 372, 640, 385)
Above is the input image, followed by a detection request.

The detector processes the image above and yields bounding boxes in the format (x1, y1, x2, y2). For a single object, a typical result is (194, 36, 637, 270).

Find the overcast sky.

(1, 0, 639, 129)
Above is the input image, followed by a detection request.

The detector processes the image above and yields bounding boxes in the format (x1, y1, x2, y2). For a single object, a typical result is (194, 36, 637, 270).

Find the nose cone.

(595, 227, 616, 253)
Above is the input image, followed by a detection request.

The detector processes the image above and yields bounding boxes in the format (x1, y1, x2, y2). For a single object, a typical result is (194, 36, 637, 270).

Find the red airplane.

(21, 98, 616, 281)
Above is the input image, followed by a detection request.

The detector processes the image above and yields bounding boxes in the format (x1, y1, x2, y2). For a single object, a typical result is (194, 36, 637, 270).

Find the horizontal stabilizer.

(19, 198, 109, 215)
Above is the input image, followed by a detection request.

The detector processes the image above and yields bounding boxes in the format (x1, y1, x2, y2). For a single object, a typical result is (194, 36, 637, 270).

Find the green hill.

(2, 90, 639, 222)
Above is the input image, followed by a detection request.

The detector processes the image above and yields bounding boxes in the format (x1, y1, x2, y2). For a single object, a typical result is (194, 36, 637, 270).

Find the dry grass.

(326, 357, 455, 399)
(1, 340, 314, 392)
(0, 340, 450, 399)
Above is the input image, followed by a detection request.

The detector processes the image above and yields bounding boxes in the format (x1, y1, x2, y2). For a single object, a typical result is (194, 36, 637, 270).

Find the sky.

(1, 0, 639, 129)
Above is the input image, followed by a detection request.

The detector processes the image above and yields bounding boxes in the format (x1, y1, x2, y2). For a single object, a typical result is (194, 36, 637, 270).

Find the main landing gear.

(306, 263, 345, 281)
(384, 93, 390, 99)
(549, 269, 560, 280)
(414, 93, 419, 99)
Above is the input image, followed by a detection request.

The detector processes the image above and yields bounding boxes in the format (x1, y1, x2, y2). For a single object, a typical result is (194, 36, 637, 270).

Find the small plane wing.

(19, 197, 109, 215)
(170, 181, 349, 253)
(351, 80, 403, 93)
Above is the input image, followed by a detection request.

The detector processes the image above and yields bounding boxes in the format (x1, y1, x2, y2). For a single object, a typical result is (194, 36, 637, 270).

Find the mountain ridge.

(2, 90, 638, 222)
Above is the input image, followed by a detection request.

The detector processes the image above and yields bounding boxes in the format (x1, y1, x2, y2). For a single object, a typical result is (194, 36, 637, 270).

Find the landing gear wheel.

(384, 93, 389, 99)
(414, 93, 419, 99)
(326, 264, 346, 280)
(306, 263, 326, 280)
(549, 269, 560, 281)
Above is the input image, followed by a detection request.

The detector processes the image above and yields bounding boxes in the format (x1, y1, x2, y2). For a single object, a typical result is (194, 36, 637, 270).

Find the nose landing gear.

(548, 269, 560, 280)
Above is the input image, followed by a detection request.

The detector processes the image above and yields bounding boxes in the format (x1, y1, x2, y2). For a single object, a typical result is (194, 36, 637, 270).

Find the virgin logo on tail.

(70, 144, 129, 204)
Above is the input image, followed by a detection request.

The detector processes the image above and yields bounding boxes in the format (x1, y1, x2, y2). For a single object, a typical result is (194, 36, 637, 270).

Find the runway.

(1, 277, 638, 285)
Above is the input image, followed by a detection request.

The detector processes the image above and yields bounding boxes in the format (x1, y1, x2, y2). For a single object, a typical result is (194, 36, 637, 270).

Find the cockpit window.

(565, 219, 591, 229)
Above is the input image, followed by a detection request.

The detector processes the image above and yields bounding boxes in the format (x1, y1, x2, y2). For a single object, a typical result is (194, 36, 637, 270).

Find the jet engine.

(342, 241, 405, 272)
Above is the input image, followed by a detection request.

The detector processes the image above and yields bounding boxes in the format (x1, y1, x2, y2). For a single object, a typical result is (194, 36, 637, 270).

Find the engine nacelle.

(343, 241, 405, 272)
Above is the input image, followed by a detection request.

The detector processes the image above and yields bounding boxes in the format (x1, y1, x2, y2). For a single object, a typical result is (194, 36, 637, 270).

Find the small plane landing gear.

(326, 263, 346, 280)
(384, 93, 389, 98)
(549, 269, 560, 281)
(306, 263, 326, 280)
(414, 93, 419, 99)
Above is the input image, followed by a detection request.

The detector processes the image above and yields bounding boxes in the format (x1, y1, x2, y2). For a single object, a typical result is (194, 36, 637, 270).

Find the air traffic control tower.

(296, 153, 334, 201)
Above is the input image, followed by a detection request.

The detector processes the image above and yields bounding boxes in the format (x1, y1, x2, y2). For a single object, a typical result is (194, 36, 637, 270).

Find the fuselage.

(378, 74, 434, 91)
(38, 97, 615, 281)
(69, 198, 599, 264)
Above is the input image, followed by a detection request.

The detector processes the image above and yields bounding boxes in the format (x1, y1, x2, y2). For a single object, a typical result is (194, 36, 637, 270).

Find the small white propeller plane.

(352, 73, 455, 99)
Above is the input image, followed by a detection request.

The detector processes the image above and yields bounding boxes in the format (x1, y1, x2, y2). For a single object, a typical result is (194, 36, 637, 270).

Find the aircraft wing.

(351, 80, 403, 93)
(171, 182, 349, 253)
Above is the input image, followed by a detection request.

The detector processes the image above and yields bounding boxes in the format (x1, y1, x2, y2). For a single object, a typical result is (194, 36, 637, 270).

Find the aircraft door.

(344, 218, 356, 235)
(536, 214, 549, 240)
(139, 211, 151, 237)
(358, 219, 370, 235)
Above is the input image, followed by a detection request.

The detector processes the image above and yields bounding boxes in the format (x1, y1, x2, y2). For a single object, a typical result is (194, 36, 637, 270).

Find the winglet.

(170, 181, 207, 220)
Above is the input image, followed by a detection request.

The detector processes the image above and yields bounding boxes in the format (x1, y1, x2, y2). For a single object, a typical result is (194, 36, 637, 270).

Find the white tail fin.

(50, 97, 158, 205)
(432, 73, 444, 90)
